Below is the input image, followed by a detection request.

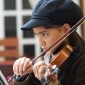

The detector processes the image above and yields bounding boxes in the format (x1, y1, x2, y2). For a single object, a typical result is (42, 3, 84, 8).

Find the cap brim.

(21, 18, 49, 31)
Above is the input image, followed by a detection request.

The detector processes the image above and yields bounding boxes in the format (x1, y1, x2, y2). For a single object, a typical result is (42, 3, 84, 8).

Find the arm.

(13, 73, 29, 85)
(13, 73, 42, 85)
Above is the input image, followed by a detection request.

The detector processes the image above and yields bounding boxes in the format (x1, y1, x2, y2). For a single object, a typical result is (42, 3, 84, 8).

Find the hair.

(69, 31, 85, 52)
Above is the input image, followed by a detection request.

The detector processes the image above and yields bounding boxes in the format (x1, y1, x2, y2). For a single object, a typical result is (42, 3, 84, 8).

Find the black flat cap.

(21, 0, 83, 30)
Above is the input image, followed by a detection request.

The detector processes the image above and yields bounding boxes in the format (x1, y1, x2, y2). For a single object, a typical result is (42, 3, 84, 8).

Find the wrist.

(14, 73, 29, 82)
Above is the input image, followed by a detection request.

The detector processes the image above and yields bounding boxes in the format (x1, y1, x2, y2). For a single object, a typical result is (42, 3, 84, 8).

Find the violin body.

(51, 44, 73, 67)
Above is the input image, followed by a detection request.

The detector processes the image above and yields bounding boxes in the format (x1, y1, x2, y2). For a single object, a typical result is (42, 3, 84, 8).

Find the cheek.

(46, 33, 62, 47)
(45, 35, 58, 47)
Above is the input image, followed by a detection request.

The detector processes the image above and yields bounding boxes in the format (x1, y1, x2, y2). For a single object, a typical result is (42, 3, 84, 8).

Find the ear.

(63, 23, 71, 32)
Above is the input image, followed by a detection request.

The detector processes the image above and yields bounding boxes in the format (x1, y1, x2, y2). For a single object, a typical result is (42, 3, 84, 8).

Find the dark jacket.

(13, 41, 85, 85)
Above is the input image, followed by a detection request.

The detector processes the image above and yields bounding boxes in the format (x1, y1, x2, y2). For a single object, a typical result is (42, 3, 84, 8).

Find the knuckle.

(27, 58, 31, 61)
(26, 59, 31, 64)
(29, 62, 32, 66)
(33, 65, 36, 70)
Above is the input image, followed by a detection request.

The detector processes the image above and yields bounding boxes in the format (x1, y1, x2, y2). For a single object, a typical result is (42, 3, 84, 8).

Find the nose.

(38, 37, 46, 48)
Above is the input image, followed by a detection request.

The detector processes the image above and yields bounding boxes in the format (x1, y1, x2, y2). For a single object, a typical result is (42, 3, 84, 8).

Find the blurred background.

(0, 0, 85, 84)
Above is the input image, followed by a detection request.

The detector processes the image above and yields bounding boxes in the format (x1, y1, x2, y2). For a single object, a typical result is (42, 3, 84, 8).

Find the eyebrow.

(34, 31, 48, 35)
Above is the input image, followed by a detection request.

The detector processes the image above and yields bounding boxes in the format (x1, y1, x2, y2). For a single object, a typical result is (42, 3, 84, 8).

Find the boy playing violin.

(13, 0, 85, 85)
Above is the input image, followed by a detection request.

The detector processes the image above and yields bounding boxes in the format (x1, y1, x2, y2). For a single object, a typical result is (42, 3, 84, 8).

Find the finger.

(33, 61, 45, 79)
(39, 65, 46, 74)
(23, 58, 32, 72)
(19, 57, 26, 76)
(25, 66, 33, 73)
(47, 63, 52, 71)
(33, 64, 39, 79)
(13, 60, 17, 73)
(13, 58, 21, 75)
(15, 59, 22, 75)
(39, 65, 46, 80)
(21, 66, 33, 76)
(13, 60, 16, 74)
(47, 73, 58, 82)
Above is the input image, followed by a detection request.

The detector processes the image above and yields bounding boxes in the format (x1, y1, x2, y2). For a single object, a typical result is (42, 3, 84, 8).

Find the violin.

(8, 16, 85, 84)
(51, 44, 73, 67)
(40, 44, 73, 85)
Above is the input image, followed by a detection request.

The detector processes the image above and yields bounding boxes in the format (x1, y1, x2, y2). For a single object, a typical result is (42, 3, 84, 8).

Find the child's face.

(33, 26, 65, 52)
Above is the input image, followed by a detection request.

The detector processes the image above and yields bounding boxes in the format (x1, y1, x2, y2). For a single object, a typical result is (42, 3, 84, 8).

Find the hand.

(13, 57, 32, 76)
(33, 61, 46, 80)
(45, 65, 58, 85)
(46, 72, 58, 85)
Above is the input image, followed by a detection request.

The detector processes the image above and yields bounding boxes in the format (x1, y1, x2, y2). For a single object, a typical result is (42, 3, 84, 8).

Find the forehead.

(33, 26, 49, 33)
(33, 25, 63, 32)
(33, 26, 60, 36)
